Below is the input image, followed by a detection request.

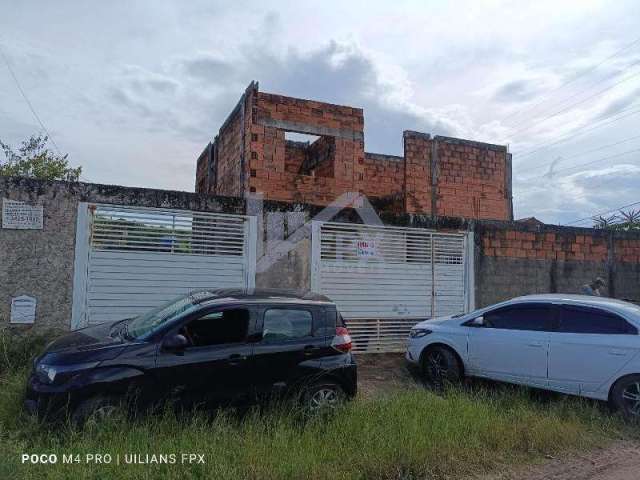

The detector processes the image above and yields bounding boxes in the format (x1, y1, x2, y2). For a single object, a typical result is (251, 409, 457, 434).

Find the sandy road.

(481, 441, 640, 480)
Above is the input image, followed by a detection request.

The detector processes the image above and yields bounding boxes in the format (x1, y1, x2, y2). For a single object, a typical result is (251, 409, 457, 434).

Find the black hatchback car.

(25, 289, 357, 423)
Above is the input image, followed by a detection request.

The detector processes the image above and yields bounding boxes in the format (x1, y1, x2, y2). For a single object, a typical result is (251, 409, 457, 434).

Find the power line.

(564, 200, 640, 226)
(534, 172, 640, 224)
(549, 148, 640, 177)
(0, 42, 90, 182)
(514, 104, 640, 160)
(0, 43, 63, 156)
(516, 163, 640, 223)
(505, 57, 640, 134)
(518, 139, 640, 176)
(500, 35, 640, 124)
(567, 170, 639, 204)
(507, 66, 640, 139)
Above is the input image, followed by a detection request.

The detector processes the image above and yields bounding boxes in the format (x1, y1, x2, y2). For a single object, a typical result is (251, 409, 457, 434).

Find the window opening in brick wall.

(284, 131, 336, 178)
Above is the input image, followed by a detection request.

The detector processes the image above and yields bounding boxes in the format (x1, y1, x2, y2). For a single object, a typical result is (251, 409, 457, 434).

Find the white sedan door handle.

(608, 349, 627, 356)
(527, 342, 544, 348)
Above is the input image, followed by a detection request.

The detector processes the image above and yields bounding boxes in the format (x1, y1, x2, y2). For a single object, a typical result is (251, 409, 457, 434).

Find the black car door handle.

(303, 345, 321, 356)
(228, 354, 247, 365)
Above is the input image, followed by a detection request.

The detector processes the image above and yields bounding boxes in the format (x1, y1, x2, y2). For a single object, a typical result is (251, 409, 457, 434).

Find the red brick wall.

(215, 105, 244, 197)
(360, 153, 404, 199)
(614, 238, 640, 263)
(476, 224, 640, 305)
(403, 132, 433, 214)
(247, 91, 365, 204)
(197, 85, 512, 221)
(402, 132, 511, 220)
(195, 83, 256, 197)
(481, 229, 640, 264)
(284, 141, 306, 174)
(305, 136, 335, 177)
(436, 140, 509, 219)
(481, 229, 612, 262)
(195, 144, 209, 193)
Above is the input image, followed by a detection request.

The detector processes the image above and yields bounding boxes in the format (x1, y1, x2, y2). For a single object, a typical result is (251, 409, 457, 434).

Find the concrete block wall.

(475, 222, 640, 306)
(0, 177, 246, 331)
(4, 176, 638, 332)
(0, 176, 322, 331)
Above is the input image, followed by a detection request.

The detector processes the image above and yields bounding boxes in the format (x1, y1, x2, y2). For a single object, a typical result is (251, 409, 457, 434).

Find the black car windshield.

(127, 294, 201, 339)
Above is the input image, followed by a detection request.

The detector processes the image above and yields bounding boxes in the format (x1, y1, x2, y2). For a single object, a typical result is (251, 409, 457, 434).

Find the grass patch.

(0, 327, 61, 375)
(0, 330, 633, 479)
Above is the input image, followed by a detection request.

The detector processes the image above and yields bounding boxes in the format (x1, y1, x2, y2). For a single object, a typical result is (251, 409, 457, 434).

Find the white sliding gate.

(311, 221, 474, 352)
(71, 204, 257, 329)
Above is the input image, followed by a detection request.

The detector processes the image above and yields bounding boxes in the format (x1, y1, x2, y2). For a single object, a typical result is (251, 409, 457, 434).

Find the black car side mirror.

(162, 333, 189, 352)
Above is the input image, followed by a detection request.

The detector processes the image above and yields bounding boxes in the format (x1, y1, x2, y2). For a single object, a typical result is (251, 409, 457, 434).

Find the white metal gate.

(311, 221, 473, 352)
(71, 203, 257, 329)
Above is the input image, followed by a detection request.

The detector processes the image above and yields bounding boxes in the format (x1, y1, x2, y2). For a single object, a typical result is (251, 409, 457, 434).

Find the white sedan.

(406, 294, 640, 418)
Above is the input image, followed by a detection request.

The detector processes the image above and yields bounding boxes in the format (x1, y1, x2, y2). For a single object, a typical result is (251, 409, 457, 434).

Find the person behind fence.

(581, 277, 606, 296)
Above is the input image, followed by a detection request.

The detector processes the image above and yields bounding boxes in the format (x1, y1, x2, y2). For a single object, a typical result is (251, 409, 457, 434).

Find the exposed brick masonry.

(476, 222, 640, 305)
(481, 227, 640, 264)
(481, 229, 614, 262)
(196, 82, 513, 221)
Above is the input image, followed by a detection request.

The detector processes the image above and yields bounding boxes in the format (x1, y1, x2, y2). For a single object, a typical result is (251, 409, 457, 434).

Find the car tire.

(71, 396, 121, 426)
(610, 374, 640, 420)
(302, 381, 345, 413)
(421, 345, 462, 387)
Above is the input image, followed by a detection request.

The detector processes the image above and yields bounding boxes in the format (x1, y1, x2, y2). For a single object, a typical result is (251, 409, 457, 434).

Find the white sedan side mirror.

(472, 316, 484, 326)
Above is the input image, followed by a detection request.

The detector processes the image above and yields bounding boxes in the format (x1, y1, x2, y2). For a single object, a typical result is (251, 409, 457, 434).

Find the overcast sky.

(1, 0, 639, 225)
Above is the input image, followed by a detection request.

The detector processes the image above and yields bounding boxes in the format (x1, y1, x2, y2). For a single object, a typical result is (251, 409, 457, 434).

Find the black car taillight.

(331, 326, 353, 353)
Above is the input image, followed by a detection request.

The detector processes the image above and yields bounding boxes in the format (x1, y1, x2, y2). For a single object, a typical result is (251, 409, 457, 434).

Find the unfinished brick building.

(196, 82, 513, 220)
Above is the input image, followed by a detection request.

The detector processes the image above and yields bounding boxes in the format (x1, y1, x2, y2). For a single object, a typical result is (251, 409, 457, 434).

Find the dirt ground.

(355, 353, 419, 397)
(481, 441, 640, 480)
(356, 353, 640, 480)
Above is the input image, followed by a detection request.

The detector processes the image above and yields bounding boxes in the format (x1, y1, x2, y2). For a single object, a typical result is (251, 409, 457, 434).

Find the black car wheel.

(422, 346, 462, 386)
(302, 382, 345, 412)
(72, 396, 121, 426)
(611, 375, 640, 420)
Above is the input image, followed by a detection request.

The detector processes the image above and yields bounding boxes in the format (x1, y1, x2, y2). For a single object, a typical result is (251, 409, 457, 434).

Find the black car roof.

(188, 288, 334, 306)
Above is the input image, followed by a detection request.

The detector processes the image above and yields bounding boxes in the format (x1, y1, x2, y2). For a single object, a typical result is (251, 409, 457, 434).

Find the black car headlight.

(35, 362, 99, 385)
(409, 328, 432, 338)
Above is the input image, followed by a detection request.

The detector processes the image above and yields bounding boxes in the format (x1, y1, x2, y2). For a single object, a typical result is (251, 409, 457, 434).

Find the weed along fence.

(311, 221, 473, 353)
(2, 176, 640, 353)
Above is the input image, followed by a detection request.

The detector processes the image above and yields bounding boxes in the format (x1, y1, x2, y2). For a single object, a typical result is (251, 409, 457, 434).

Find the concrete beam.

(258, 117, 364, 141)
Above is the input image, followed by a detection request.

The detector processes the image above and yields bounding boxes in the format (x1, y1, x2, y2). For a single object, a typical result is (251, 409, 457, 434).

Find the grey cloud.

(593, 87, 640, 121)
(493, 79, 541, 103)
(104, 38, 457, 155)
(108, 87, 153, 117)
(134, 77, 179, 94)
(181, 54, 236, 84)
(119, 66, 181, 95)
(239, 41, 455, 154)
(515, 165, 640, 224)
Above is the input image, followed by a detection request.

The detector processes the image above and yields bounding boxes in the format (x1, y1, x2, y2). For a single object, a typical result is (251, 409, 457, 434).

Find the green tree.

(0, 134, 81, 181)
